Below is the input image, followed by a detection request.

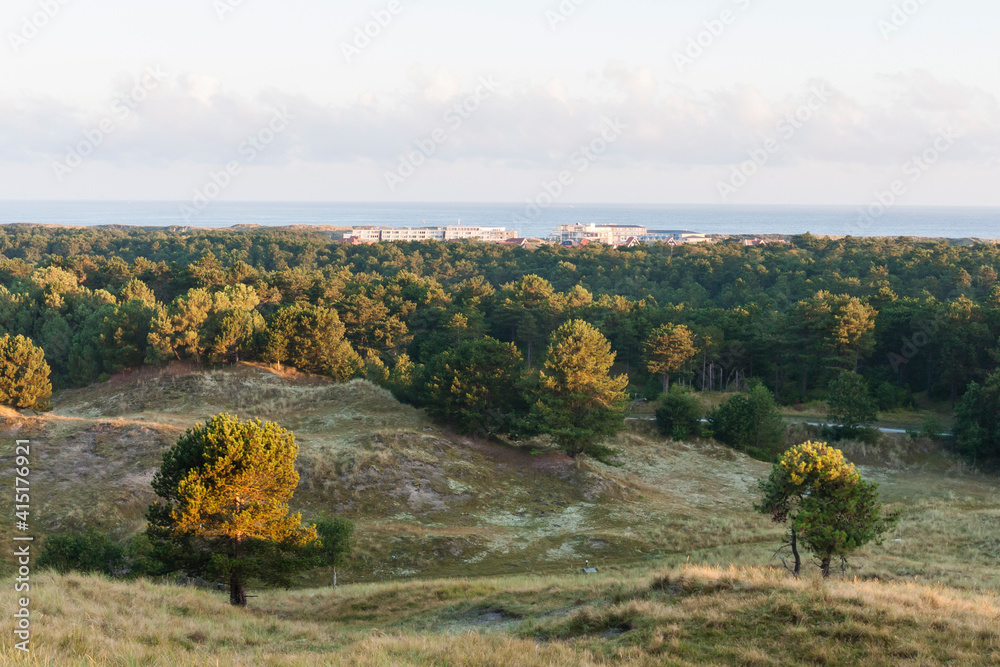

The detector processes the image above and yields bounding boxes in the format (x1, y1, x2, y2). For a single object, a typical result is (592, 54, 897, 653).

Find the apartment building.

(350, 226, 517, 243)
(556, 224, 649, 246)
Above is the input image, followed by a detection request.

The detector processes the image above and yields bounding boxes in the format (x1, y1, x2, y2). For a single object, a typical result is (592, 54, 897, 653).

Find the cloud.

(1, 65, 997, 173)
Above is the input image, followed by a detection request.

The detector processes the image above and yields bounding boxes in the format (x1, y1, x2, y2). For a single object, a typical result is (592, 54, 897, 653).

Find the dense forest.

(2, 224, 998, 414)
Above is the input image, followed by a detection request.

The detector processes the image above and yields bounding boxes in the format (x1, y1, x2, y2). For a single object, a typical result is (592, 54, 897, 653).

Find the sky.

(1, 0, 998, 206)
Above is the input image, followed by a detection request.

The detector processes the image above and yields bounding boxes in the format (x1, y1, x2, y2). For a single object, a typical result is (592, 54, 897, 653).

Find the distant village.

(341, 223, 785, 248)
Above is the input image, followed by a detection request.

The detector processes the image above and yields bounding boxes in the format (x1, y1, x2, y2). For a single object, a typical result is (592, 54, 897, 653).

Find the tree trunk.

(230, 531, 247, 606)
(333, 567, 338, 589)
(820, 555, 832, 578)
(791, 529, 801, 576)
(229, 570, 247, 606)
(663, 375, 669, 394)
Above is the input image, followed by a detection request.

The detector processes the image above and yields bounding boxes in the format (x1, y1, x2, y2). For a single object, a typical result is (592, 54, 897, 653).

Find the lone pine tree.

(756, 441, 897, 578)
(147, 414, 318, 606)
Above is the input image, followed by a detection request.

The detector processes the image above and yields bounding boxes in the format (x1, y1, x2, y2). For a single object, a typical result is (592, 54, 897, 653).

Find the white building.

(444, 226, 518, 243)
(352, 228, 386, 243)
(556, 224, 649, 246)
(351, 226, 517, 243)
(643, 230, 711, 244)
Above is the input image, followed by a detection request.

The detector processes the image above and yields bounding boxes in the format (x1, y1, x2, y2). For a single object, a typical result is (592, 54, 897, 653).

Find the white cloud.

(0, 66, 997, 183)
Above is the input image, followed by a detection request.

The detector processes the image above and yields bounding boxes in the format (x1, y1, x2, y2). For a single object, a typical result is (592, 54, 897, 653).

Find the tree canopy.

(3, 225, 1000, 465)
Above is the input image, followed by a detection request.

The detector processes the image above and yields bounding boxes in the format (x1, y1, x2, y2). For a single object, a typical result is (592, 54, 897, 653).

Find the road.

(625, 416, 951, 437)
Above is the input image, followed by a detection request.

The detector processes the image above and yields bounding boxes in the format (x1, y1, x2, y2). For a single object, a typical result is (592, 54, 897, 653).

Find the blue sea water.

(1, 202, 999, 240)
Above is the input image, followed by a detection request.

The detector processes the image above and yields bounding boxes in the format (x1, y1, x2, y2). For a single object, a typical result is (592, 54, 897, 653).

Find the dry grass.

(1, 564, 998, 665)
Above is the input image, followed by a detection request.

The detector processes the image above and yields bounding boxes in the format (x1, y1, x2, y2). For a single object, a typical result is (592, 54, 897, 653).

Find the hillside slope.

(1, 364, 997, 588)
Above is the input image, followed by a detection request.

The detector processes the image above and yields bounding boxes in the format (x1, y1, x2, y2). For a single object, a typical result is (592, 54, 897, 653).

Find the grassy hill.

(1, 364, 998, 664)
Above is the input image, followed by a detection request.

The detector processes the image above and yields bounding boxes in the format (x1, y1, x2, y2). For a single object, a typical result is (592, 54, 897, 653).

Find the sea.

(1, 202, 999, 240)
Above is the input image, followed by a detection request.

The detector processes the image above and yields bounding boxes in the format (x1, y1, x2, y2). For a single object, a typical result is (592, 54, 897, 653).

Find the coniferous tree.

(644, 323, 698, 393)
(0, 334, 52, 411)
(826, 371, 878, 439)
(147, 414, 318, 606)
(708, 382, 785, 460)
(422, 336, 526, 436)
(756, 441, 898, 577)
(265, 304, 362, 381)
(954, 370, 1000, 461)
(532, 320, 628, 460)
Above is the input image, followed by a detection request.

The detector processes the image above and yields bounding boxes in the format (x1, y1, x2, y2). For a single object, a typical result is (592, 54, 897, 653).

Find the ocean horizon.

(2, 201, 999, 240)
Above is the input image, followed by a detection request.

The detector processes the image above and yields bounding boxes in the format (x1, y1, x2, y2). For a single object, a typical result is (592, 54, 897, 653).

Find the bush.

(827, 372, 878, 440)
(38, 530, 125, 576)
(654, 385, 702, 440)
(708, 382, 785, 461)
(875, 381, 914, 411)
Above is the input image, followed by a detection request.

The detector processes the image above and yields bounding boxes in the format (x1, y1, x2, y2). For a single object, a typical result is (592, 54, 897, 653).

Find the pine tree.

(532, 320, 628, 460)
(644, 323, 698, 392)
(756, 441, 897, 577)
(147, 414, 318, 606)
(826, 371, 878, 439)
(422, 336, 526, 435)
(0, 334, 53, 411)
(265, 304, 362, 381)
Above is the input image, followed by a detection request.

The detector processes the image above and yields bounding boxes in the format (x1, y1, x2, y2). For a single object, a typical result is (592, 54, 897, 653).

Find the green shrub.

(654, 385, 702, 440)
(827, 372, 878, 440)
(38, 530, 126, 575)
(708, 382, 785, 461)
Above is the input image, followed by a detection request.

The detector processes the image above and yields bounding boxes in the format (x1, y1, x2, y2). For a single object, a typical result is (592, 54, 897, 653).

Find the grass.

(2, 563, 999, 665)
